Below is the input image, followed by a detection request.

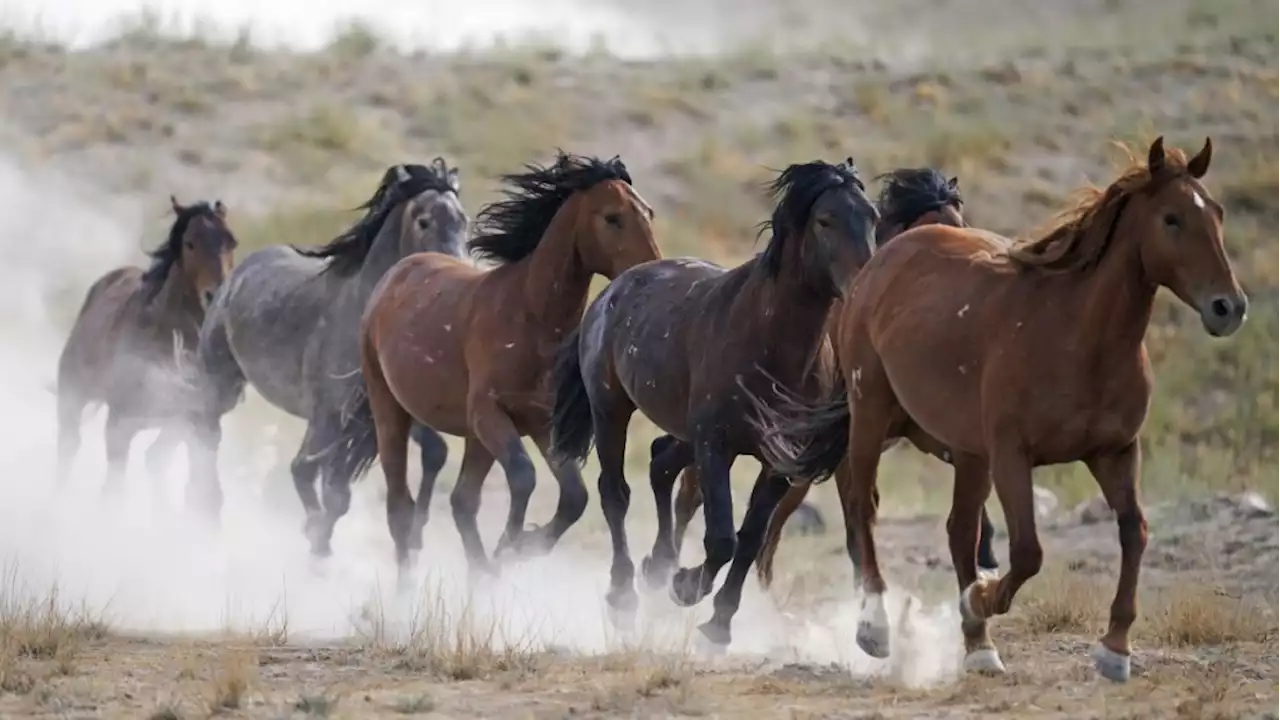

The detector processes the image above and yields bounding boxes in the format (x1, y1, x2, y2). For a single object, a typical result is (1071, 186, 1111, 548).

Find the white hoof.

(963, 647, 1006, 675)
(1092, 643, 1131, 683)
(855, 620, 891, 659)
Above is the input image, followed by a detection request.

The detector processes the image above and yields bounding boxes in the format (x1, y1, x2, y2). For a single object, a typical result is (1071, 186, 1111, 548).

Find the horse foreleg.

(1085, 442, 1145, 683)
(144, 426, 182, 507)
(290, 427, 326, 555)
(55, 390, 85, 488)
(468, 398, 538, 562)
(945, 452, 1003, 675)
(669, 431, 736, 609)
(185, 414, 225, 527)
(409, 423, 449, 551)
(102, 408, 138, 498)
(448, 437, 496, 579)
(699, 466, 791, 648)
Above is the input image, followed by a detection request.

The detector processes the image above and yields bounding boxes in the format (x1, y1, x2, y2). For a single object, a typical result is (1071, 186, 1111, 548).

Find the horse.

(56, 196, 237, 503)
(747, 136, 1245, 682)
(655, 168, 1005, 591)
(550, 158, 878, 648)
(193, 159, 467, 554)
(328, 152, 660, 582)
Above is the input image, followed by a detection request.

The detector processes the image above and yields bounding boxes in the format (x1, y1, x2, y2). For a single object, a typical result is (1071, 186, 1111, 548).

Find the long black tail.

(549, 326, 595, 465)
(740, 369, 850, 484)
(320, 379, 382, 485)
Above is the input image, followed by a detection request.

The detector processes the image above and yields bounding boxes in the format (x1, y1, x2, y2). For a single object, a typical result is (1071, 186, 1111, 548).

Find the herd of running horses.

(54, 135, 1247, 684)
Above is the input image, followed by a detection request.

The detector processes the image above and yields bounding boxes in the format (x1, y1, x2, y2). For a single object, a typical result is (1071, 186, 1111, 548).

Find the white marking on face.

(1191, 189, 1205, 209)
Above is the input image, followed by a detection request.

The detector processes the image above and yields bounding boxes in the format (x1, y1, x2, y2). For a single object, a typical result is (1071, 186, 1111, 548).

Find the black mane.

(758, 159, 865, 276)
(296, 158, 460, 276)
(468, 151, 632, 265)
(874, 167, 962, 236)
(141, 201, 221, 302)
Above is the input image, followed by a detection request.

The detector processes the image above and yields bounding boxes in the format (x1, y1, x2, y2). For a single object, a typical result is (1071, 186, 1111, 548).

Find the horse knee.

(324, 481, 352, 517)
(450, 484, 480, 519)
(704, 535, 736, 569)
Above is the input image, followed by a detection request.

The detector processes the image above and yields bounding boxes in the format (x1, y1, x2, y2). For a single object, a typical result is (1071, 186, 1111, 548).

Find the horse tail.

(322, 376, 381, 485)
(549, 326, 595, 465)
(741, 371, 850, 485)
(755, 481, 814, 587)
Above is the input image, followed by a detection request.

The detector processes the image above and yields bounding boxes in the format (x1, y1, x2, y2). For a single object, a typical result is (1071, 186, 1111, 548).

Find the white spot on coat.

(957, 304, 970, 318)
(851, 367, 863, 399)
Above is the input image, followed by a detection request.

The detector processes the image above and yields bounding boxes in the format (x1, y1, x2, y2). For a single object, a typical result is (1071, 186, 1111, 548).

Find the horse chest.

(1030, 368, 1152, 462)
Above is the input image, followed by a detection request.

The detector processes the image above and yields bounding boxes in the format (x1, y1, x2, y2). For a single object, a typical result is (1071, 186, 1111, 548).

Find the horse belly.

(877, 339, 987, 455)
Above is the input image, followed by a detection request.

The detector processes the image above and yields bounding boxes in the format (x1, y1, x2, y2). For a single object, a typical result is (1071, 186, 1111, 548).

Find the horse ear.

(446, 167, 461, 193)
(1147, 135, 1166, 175)
(214, 200, 228, 219)
(1187, 137, 1212, 179)
(948, 176, 959, 189)
(395, 164, 411, 183)
(169, 195, 184, 214)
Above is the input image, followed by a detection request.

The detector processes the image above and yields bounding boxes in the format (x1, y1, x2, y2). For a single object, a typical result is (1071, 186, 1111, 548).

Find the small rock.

(1233, 491, 1273, 519)
(1033, 485, 1060, 521)
(1075, 495, 1114, 525)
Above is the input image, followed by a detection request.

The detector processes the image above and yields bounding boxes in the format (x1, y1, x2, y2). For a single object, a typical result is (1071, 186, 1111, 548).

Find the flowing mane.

(468, 151, 632, 266)
(757, 158, 865, 277)
(296, 159, 459, 277)
(1007, 143, 1191, 273)
(141, 202, 222, 302)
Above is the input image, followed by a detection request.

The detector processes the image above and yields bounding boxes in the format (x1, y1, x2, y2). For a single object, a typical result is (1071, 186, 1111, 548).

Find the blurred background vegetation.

(4, 0, 1275, 531)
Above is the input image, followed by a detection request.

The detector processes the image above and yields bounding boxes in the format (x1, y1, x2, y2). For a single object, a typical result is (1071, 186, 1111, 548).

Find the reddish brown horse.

(330, 153, 659, 581)
(56, 197, 238, 501)
(750, 136, 1246, 682)
(655, 168, 1007, 589)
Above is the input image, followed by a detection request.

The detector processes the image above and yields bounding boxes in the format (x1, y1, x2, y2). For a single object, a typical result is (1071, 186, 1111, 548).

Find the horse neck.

(513, 201, 595, 328)
(748, 232, 836, 368)
(150, 263, 203, 336)
(1063, 216, 1157, 361)
(337, 208, 410, 309)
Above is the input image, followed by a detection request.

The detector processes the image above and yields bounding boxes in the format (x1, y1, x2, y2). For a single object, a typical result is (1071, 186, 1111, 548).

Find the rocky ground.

(0, 0, 1276, 717)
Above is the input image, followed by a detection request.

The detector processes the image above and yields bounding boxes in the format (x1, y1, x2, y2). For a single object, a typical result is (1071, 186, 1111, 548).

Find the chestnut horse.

(194, 160, 466, 554)
(749, 137, 1245, 682)
(56, 197, 237, 501)
(550, 159, 878, 648)
(330, 153, 659, 581)
(656, 168, 1005, 589)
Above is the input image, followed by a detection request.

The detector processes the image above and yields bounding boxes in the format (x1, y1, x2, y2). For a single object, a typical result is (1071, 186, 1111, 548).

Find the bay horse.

(550, 158, 878, 648)
(654, 168, 1005, 592)
(56, 197, 237, 501)
(329, 152, 659, 581)
(193, 160, 466, 554)
(749, 137, 1245, 682)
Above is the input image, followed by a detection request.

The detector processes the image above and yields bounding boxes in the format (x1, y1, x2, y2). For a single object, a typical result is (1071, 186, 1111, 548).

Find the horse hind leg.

(641, 434, 693, 590)
(592, 401, 640, 625)
(290, 426, 327, 556)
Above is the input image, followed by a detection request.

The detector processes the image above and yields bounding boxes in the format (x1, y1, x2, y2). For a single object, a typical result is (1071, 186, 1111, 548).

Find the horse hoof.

(694, 626, 729, 658)
(667, 569, 703, 608)
(855, 620, 891, 659)
(1092, 643, 1131, 683)
(640, 555, 673, 591)
(963, 647, 1006, 675)
(696, 620, 731, 648)
(606, 602, 637, 633)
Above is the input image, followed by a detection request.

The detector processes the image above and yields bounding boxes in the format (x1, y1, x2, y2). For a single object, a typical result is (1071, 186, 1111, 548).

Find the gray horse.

(190, 159, 468, 558)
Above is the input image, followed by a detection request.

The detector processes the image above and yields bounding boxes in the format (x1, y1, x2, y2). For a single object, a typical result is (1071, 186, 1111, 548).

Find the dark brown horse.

(550, 159, 878, 648)
(56, 197, 238, 502)
(655, 168, 1006, 589)
(749, 137, 1245, 682)
(329, 152, 659, 581)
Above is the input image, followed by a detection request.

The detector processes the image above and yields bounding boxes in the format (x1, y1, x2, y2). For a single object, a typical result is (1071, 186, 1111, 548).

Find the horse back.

(57, 266, 144, 395)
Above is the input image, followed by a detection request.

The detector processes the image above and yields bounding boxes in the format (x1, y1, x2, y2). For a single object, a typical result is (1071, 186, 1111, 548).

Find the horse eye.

(416, 217, 431, 230)
(1163, 213, 1180, 229)
(815, 217, 830, 228)
(604, 212, 622, 227)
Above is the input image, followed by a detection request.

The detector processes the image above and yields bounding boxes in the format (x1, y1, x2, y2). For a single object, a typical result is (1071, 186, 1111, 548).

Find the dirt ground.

(0, 0, 1276, 717)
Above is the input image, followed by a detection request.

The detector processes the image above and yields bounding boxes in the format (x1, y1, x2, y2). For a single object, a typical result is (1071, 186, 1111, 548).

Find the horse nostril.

(1210, 297, 1232, 318)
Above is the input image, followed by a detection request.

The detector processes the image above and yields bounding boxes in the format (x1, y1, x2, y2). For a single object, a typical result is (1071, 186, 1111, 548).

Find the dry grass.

(0, 569, 108, 695)
(207, 650, 257, 711)
(1144, 586, 1278, 648)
